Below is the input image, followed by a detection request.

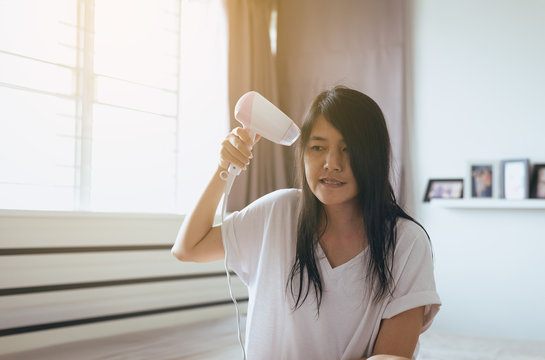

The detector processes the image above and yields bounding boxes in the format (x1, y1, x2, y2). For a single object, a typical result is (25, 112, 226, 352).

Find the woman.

(172, 86, 441, 360)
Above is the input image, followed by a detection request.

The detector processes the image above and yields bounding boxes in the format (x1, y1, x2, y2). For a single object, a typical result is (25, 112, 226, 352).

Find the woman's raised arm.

(171, 127, 257, 262)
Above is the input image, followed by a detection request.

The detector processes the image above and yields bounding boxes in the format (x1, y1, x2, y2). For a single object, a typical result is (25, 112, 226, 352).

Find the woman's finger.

(234, 127, 253, 145)
(218, 127, 258, 172)
(224, 141, 251, 168)
(234, 127, 261, 147)
(220, 139, 250, 170)
(228, 131, 253, 158)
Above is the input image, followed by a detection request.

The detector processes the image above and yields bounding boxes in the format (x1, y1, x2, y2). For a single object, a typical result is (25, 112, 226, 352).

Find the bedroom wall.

(0, 211, 247, 354)
(406, 0, 545, 340)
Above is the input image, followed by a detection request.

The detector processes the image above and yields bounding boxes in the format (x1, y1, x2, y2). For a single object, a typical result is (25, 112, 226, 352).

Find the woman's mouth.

(320, 178, 345, 186)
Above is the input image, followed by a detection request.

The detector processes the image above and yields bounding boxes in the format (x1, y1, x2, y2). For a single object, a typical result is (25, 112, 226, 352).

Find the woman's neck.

(321, 200, 365, 238)
(319, 200, 367, 267)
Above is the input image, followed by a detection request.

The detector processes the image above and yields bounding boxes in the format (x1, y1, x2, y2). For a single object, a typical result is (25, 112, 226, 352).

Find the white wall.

(407, 0, 545, 340)
(0, 211, 247, 354)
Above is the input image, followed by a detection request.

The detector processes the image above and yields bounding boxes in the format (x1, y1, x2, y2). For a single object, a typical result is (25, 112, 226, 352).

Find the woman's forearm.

(171, 166, 227, 261)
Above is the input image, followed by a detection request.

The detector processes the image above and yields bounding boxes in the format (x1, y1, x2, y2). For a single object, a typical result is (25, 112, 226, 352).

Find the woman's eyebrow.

(309, 135, 345, 143)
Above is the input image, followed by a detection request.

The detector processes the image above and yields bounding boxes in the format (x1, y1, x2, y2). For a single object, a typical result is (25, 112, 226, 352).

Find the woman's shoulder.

(394, 217, 431, 253)
(252, 188, 300, 204)
(243, 188, 301, 214)
(395, 217, 426, 236)
(263, 188, 301, 200)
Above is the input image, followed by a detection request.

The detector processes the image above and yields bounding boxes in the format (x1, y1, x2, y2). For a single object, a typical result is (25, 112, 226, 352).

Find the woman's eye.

(310, 145, 324, 151)
(342, 147, 348, 153)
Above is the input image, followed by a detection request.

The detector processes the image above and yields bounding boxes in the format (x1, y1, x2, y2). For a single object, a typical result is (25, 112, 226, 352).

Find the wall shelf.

(429, 199, 545, 209)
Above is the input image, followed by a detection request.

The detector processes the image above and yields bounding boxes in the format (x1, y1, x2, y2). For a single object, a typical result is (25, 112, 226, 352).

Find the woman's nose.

(324, 150, 342, 172)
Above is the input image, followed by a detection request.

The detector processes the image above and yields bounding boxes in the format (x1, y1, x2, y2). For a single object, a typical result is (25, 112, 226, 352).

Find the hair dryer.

(220, 91, 300, 189)
(235, 91, 300, 146)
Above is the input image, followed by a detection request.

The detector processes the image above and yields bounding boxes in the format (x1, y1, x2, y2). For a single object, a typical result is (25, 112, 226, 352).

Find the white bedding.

(418, 329, 545, 360)
(2, 316, 544, 359)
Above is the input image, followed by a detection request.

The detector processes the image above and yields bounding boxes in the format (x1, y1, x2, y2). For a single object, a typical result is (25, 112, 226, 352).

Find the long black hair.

(288, 86, 427, 312)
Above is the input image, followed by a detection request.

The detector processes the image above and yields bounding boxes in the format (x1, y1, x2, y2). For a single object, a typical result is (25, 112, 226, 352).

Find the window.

(0, 0, 229, 213)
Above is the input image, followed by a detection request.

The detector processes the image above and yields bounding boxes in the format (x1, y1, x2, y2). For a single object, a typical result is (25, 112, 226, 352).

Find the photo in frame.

(529, 163, 545, 199)
(423, 178, 464, 202)
(500, 159, 530, 199)
(467, 161, 499, 199)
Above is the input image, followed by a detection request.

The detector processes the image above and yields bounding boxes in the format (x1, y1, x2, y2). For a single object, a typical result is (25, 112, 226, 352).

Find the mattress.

(2, 316, 544, 360)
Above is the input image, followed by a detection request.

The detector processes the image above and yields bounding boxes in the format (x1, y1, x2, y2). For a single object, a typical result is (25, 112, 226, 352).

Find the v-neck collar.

(316, 242, 367, 273)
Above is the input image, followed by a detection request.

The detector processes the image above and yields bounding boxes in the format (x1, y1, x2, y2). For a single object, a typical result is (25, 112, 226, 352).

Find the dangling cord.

(219, 168, 246, 360)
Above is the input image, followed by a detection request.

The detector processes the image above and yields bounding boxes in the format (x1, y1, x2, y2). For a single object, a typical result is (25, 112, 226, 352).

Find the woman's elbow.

(171, 246, 189, 262)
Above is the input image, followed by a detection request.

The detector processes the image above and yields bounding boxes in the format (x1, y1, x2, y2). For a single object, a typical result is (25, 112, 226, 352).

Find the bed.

(2, 316, 544, 360)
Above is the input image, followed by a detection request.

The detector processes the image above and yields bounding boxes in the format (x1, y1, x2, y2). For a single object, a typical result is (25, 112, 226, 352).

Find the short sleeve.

(382, 220, 441, 332)
(221, 189, 299, 286)
(221, 202, 266, 286)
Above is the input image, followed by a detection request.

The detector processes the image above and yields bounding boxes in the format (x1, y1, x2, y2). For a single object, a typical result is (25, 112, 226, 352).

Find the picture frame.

(467, 161, 499, 199)
(423, 178, 464, 202)
(500, 159, 530, 199)
(529, 163, 545, 199)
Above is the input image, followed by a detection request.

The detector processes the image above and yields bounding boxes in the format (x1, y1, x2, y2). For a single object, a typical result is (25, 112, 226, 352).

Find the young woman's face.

(304, 115, 358, 208)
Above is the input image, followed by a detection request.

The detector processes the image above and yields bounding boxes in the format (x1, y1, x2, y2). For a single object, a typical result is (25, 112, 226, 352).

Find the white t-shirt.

(222, 189, 441, 360)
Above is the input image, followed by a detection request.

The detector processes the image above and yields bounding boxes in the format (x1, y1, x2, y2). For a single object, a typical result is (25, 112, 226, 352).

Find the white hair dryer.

(220, 91, 300, 192)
